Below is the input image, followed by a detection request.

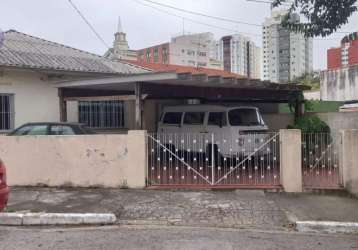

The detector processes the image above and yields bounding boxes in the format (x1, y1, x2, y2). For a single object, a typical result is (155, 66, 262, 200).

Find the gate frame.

(146, 131, 281, 189)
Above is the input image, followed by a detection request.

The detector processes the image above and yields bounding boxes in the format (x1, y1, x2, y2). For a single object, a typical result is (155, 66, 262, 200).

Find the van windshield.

(228, 108, 262, 126)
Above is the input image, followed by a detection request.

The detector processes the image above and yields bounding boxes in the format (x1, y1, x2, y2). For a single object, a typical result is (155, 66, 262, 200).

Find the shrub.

(287, 116, 330, 133)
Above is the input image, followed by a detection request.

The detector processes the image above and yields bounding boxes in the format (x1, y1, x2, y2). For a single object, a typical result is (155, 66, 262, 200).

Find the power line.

(67, 0, 110, 49)
(133, 0, 239, 33)
(140, 0, 263, 27)
(246, 0, 291, 6)
(133, 0, 343, 41)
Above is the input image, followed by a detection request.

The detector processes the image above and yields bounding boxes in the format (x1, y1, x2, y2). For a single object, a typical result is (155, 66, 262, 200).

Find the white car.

(156, 105, 270, 157)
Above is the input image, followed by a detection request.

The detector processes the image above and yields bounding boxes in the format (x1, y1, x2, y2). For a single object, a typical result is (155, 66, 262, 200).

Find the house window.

(153, 48, 159, 63)
(0, 94, 14, 131)
(162, 47, 168, 64)
(146, 50, 151, 63)
(78, 100, 124, 129)
(187, 50, 195, 56)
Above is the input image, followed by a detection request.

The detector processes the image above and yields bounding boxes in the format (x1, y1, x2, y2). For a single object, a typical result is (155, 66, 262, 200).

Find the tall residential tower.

(262, 10, 313, 83)
(216, 34, 261, 79)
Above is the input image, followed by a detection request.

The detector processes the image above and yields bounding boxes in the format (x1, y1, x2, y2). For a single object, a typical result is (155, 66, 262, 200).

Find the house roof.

(0, 30, 149, 75)
(124, 60, 244, 78)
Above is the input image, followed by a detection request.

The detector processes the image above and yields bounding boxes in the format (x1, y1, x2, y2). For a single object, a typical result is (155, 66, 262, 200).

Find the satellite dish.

(0, 29, 4, 48)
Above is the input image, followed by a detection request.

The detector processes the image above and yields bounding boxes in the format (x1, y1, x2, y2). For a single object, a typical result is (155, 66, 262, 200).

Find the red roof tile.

(123, 60, 245, 78)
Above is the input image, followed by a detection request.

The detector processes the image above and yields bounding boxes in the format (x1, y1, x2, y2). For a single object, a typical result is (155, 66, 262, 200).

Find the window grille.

(0, 94, 14, 131)
(78, 100, 124, 129)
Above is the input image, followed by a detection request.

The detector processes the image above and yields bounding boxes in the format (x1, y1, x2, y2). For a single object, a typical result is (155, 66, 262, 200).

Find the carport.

(54, 72, 309, 188)
(54, 71, 307, 131)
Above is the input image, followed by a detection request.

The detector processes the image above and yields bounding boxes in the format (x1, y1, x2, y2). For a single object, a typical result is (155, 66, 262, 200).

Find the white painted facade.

(0, 69, 60, 130)
(320, 65, 358, 101)
(169, 32, 221, 69)
(0, 69, 137, 132)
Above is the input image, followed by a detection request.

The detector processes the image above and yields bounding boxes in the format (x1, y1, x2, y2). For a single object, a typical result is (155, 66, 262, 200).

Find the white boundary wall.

(0, 131, 146, 188)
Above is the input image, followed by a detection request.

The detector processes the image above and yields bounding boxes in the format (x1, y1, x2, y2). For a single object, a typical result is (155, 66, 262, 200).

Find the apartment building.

(327, 32, 358, 70)
(262, 10, 313, 83)
(137, 32, 223, 70)
(215, 34, 261, 79)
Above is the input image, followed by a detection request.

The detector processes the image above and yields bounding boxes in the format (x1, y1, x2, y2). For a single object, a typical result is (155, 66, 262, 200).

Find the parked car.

(157, 105, 270, 157)
(8, 122, 96, 136)
(0, 158, 9, 212)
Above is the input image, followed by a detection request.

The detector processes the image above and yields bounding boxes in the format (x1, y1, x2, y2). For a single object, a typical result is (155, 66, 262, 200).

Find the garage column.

(135, 82, 143, 129)
(58, 89, 67, 122)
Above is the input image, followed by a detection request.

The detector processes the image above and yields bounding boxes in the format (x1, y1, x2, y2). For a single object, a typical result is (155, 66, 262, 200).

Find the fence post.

(280, 129, 303, 192)
(211, 133, 215, 185)
(341, 129, 358, 196)
(126, 130, 147, 188)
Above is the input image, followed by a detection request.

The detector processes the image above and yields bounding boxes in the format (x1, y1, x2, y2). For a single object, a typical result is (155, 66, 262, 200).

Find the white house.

(0, 30, 149, 132)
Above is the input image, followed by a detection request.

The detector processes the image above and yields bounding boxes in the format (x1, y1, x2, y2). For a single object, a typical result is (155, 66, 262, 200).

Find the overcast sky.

(1, 0, 357, 70)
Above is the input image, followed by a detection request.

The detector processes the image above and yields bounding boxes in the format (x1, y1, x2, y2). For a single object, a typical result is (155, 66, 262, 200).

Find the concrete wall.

(262, 112, 358, 133)
(0, 131, 147, 188)
(313, 112, 358, 132)
(263, 113, 294, 131)
(341, 130, 358, 196)
(321, 65, 358, 101)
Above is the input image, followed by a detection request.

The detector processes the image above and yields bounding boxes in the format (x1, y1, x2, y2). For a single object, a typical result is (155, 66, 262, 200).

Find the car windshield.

(228, 108, 262, 126)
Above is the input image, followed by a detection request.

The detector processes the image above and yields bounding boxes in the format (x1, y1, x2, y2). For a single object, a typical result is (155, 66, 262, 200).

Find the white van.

(157, 105, 270, 157)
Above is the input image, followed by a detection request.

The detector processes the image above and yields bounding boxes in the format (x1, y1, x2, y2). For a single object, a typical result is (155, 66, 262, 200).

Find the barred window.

(78, 100, 124, 129)
(0, 94, 14, 131)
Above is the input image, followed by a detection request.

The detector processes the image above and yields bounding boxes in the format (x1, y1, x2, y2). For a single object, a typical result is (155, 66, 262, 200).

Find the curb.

(0, 213, 116, 226)
(296, 221, 358, 234)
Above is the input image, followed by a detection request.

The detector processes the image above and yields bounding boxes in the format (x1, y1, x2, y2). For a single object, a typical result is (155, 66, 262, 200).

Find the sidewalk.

(4, 187, 358, 229)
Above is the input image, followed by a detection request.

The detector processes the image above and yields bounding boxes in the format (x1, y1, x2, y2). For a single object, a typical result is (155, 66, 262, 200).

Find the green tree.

(290, 72, 320, 90)
(272, 0, 358, 37)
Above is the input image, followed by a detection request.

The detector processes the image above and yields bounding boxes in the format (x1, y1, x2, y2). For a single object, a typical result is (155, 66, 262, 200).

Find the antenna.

(182, 18, 185, 35)
(0, 29, 4, 49)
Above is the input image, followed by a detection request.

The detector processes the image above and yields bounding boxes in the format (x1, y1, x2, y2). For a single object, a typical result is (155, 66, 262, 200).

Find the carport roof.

(55, 71, 308, 103)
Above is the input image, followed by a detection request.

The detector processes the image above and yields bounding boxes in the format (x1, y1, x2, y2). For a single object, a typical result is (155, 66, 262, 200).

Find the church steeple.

(117, 16, 123, 33)
(104, 16, 137, 61)
(113, 16, 129, 53)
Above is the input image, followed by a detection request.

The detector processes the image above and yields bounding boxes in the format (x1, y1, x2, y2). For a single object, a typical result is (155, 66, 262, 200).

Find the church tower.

(104, 17, 137, 60)
(113, 17, 129, 54)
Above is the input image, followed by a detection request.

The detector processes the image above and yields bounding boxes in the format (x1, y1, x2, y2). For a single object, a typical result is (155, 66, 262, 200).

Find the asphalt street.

(0, 225, 357, 250)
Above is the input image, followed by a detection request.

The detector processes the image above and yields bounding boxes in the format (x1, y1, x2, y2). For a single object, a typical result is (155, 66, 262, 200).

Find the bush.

(287, 116, 330, 133)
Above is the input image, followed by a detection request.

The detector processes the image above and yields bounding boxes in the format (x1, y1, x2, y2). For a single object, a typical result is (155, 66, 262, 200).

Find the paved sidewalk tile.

(6, 188, 288, 229)
(6, 187, 358, 229)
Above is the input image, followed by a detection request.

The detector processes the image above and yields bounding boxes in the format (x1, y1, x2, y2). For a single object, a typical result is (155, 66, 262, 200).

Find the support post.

(280, 129, 302, 192)
(294, 101, 305, 122)
(135, 82, 143, 129)
(341, 130, 358, 196)
(126, 130, 147, 188)
(58, 89, 67, 122)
